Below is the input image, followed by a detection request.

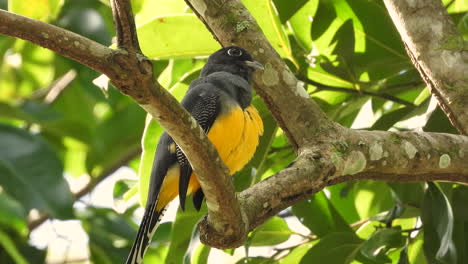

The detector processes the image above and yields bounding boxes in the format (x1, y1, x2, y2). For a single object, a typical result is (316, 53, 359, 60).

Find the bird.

(126, 46, 264, 264)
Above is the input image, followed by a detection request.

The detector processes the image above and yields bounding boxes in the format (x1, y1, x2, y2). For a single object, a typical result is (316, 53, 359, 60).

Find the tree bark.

(383, 0, 468, 135)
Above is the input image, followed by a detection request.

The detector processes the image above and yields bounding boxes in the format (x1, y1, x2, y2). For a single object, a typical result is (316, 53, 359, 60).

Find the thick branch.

(383, 0, 468, 135)
(228, 130, 468, 248)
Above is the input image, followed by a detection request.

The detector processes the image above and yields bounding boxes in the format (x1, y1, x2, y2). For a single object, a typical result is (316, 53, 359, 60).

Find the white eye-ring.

(227, 48, 242, 57)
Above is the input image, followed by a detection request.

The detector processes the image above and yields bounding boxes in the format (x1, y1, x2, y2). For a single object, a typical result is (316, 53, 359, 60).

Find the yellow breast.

(157, 105, 263, 210)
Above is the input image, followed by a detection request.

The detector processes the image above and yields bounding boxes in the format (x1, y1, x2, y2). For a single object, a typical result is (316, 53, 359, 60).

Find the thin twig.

(302, 78, 416, 107)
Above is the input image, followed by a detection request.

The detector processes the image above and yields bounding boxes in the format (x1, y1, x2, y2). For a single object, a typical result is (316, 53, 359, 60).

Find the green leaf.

(398, 245, 410, 264)
(249, 216, 292, 247)
(424, 107, 458, 134)
(0, 229, 28, 264)
(236, 257, 278, 264)
(353, 181, 393, 219)
(422, 182, 457, 264)
(288, 0, 318, 51)
(0, 191, 27, 235)
(408, 233, 427, 264)
(0, 124, 73, 219)
(272, 0, 309, 23)
(451, 186, 468, 264)
(86, 103, 145, 176)
(9, 0, 63, 22)
(300, 232, 363, 264)
(327, 183, 360, 223)
(137, 14, 221, 59)
(371, 107, 415, 131)
(79, 207, 135, 264)
(137, 115, 163, 206)
(387, 183, 424, 208)
(165, 202, 206, 264)
(242, 0, 293, 61)
(292, 192, 352, 237)
(279, 242, 313, 264)
(444, 0, 468, 13)
(191, 243, 211, 264)
(360, 228, 405, 263)
(134, 0, 188, 24)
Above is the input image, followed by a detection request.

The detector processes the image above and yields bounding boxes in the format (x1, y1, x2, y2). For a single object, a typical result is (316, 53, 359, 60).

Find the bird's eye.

(227, 48, 242, 57)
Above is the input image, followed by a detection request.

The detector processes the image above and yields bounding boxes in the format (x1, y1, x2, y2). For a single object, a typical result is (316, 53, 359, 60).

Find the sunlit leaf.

(292, 192, 352, 237)
(138, 14, 221, 59)
(9, 0, 63, 22)
(249, 216, 292, 247)
(300, 232, 363, 264)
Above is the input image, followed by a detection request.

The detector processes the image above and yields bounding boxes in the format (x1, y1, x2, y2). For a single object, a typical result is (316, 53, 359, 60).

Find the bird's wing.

(177, 86, 220, 210)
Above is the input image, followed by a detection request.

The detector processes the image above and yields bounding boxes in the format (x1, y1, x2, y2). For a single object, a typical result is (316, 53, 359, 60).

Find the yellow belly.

(156, 105, 263, 210)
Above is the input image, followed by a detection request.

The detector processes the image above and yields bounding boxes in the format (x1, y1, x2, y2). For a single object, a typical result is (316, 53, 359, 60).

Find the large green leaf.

(292, 191, 352, 237)
(288, 0, 318, 51)
(242, 0, 293, 60)
(353, 181, 393, 219)
(327, 183, 360, 223)
(8, 0, 63, 22)
(300, 232, 363, 263)
(249, 216, 292, 247)
(0, 124, 73, 219)
(451, 186, 468, 264)
(165, 202, 206, 264)
(191, 243, 211, 264)
(134, 0, 188, 24)
(422, 182, 457, 264)
(138, 14, 221, 59)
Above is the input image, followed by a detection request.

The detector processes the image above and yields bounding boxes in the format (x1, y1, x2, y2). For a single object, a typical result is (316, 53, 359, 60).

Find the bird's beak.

(244, 60, 264, 71)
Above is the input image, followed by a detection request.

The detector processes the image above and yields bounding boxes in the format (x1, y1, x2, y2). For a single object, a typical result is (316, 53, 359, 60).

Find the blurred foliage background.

(0, 0, 467, 263)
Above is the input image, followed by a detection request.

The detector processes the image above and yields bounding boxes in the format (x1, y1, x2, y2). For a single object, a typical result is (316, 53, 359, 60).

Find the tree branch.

(235, 130, 468, 244)
(301, 77, 417, 107)
(383, 0, 468, 135)
(110, 0, 141, 52)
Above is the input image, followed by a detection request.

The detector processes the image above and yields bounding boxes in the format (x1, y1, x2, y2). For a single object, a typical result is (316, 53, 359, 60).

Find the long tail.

(126, 202, 166, 264)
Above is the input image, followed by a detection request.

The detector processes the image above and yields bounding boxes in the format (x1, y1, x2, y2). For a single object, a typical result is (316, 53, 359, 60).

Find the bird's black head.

(200, 46, 263, 82)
